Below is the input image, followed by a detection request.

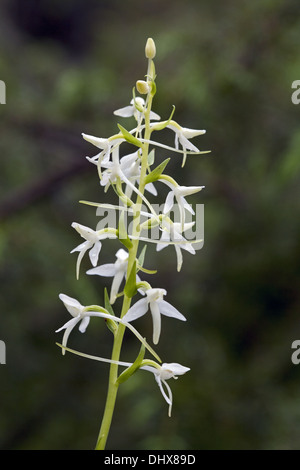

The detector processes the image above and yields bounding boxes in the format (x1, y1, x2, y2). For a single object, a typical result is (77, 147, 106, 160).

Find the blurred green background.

(1, 0, 300, 450)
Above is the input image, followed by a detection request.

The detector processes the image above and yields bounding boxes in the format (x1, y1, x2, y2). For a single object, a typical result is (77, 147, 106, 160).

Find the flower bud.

(145, 38, 156, 59)
(136, 80, 150, 95)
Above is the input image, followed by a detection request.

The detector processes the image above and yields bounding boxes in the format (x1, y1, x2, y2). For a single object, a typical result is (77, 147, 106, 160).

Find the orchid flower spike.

(87, 248, 129, 304)
(141, 362, 190, 417)
(122, 288, 186, 344)
(156, 220, 196, 272)
(71, 222, 117, 279)
(114, 97, 160, 122)
(56, 294, 115, 354)
(167, 123, 206, 167)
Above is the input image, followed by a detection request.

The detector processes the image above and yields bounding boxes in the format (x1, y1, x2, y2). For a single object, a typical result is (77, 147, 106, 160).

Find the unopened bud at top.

(136, 80, 150, 94)
(145, 38, 156, 59)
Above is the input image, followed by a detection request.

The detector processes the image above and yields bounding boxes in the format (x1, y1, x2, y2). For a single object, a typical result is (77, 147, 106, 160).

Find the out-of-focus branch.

(0, 159, 89, 221)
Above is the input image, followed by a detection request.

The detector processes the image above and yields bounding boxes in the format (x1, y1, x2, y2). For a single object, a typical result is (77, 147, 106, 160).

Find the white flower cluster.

(57, 38, 208, 422)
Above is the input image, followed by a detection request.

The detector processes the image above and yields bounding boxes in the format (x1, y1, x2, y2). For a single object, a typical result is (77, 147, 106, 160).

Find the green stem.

(95, 297, 130, 450)
(95, 65, 155, 451)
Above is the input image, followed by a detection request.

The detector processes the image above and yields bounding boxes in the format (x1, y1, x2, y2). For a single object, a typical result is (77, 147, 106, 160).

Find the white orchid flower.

(57, 340, 190, 417)
(120, 150, 157, 197)
(167, 123, 206, 167)
(82, 133, 124, 167)
(114, 97, 160, 122)
(97, 146, 159, 221)
(82, 133, 112, 166)
(141, 362, 190, 417)
(71, 222, 117, 279)
(87, 248, 145, 304)
(87, 248, 129, 304)
(156, 220, 196, 272)
(162, 183, 204, 229)
(56, 294, 115, 354)
(57, 294, 161, 362)
(122, 288, 186, 344)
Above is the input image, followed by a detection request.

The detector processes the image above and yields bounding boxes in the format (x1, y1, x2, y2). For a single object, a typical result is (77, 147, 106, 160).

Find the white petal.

(115, 248, 129, 261)
(182, 198, 195, 215)
(159, 300, 186, 321)
(120, 151, 139, 169)
(75, 244, 90, 280)
(58, 317, 81, 355)
(114, 105, 134, 117)
(82, 133, 109, 149)
(70, 240, 89, 253)
(156, 230, 170, 252)
(161, 363, 190, 377)
(182, 128, 206, 138)
(149, 110, 161, 121)
(122, 298, 149, 322)
(179, 134, 199, 152)
(55, 316, 79, 333)
(86, 263, 116, 277)
(59, 294, 83, 317)
(145, 182, 157, 196)
(72, 222, 98, 243)
(89, 241, 102, 267)
(163, 191, 175, 214)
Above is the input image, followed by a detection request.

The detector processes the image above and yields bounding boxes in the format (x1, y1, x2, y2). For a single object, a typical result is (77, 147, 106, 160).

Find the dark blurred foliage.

(0, 0, 300, 450)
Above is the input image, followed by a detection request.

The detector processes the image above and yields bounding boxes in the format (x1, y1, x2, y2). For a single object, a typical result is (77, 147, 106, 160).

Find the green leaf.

(124, 261, 137, 298)
(116, 343, 145, 385)
(144, 158, 170, 184)
(118, 124, 143, 148)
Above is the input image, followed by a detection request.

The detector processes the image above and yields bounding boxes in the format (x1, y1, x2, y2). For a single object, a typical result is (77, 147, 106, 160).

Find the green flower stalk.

(56, 38, 208, 450)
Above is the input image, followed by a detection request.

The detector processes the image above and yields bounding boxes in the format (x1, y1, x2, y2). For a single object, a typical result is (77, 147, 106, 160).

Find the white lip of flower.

(156, 220, 196, 272)
(122, 287, 186, 344)
(86, 248, 129, 304)
(167, 124, 206, 167)
(114, 97, 161, 122)
(141, 362, 190, 417)
(71, 222, 117, 279)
